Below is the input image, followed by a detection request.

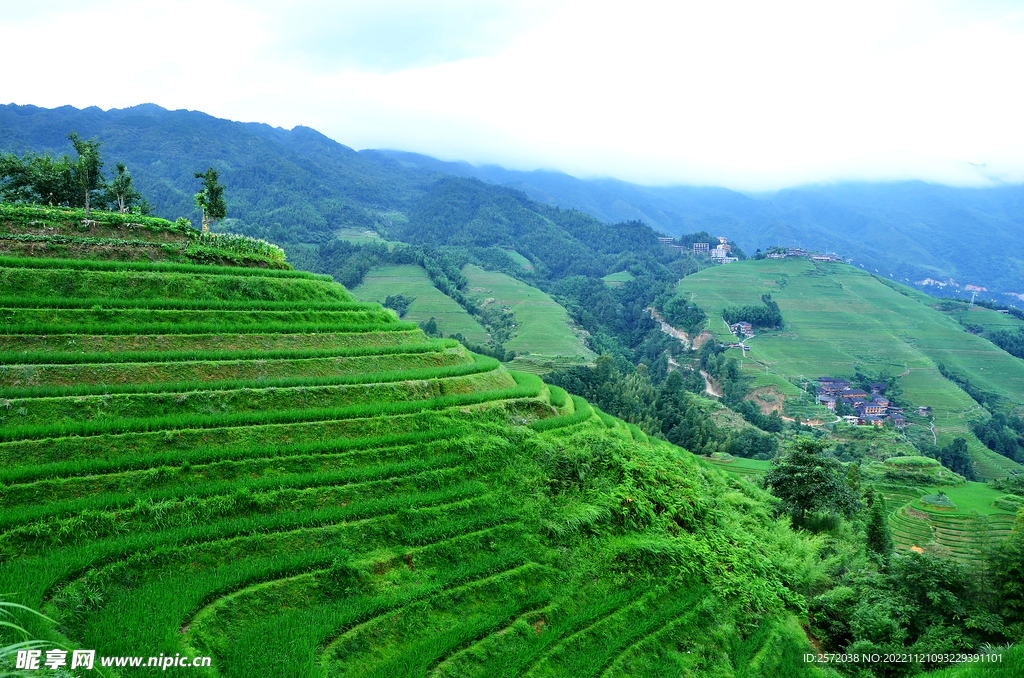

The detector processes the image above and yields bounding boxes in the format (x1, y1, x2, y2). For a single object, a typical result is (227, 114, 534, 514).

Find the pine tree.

(846, 463, 861, 493)
(865, 486, 894, 558)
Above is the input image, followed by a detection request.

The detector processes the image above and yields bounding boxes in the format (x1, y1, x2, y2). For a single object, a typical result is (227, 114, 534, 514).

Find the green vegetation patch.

(353, 264, 490, 344)
(921, 493, 957, 509)
(601, 270, 635, 286)
(463, 264, 596, 360)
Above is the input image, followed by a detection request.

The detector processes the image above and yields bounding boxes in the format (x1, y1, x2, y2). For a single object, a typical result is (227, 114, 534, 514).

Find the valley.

(2, 116, 1024, 676)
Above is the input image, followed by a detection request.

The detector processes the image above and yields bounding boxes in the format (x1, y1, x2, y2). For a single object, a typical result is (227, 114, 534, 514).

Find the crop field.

(702, 455, 770, 481)
(677, 259, 1024, 479)
(601, 270, 635, 286)
(504, 249, 534, 272)
(352, 264, 491, 344)
(462, 264, 596, 361)
(887, 481, 1018, 560)
(931, 300, 1024, 333)
(334, 226, 391, 246)
(0, 206, 840, 677)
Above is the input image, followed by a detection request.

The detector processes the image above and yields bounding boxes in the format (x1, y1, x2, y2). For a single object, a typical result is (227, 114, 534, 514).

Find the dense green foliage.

(722, 293, 784, 329)
(657, 292, 707, 334)
(763, 437, 861, 524)
(989, 326, 1024, 360)
(546, 356, 782, 458)
(972, 414, 1024, 464)
(1, 130, 149, 218)
(917, 438, 979, 481)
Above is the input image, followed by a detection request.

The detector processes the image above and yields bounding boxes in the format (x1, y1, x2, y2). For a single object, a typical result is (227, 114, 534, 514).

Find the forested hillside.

(383, 151, 1024, 302)
(4, 104, 1023, 302)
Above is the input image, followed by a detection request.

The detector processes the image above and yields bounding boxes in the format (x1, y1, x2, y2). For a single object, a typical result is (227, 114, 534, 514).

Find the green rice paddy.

(462, 264, 596, 361)
(352, 264, 490, 343)
(0, 204, 837, 677)
(677, 258, 1024, 479)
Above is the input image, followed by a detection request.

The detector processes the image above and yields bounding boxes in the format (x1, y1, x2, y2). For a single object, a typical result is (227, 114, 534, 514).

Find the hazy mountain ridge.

(380, 150, 1024, 301)
(3, 103, 1023, 300)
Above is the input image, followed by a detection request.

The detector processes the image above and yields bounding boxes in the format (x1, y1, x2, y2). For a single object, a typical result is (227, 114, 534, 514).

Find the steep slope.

(676, 258, 1024, 480)
(0, 204, 834, 678)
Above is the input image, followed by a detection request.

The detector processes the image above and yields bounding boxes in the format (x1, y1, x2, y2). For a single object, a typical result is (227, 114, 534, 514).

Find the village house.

(858, 401, 886, 416)
(728, 322, 754, 338)
(693, 242, 709, 253)
(817, 377, 903, 428)
(817, 377, 850, 393)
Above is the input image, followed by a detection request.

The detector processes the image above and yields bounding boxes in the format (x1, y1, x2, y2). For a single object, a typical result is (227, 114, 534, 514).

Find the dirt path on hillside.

(701, 370, 723, 397)
(647, 307, 715, 351)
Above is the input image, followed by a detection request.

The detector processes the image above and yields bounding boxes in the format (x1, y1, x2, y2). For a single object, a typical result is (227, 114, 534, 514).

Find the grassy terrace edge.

(0, 371, 544, 444)
(0, 255, 332, 280)
(0, 428, 467, 484)
(0, 339, 457, 366)
(0, 322, 418, 336)
(0, 354, 499, 399)
(0, 296, 383, 311)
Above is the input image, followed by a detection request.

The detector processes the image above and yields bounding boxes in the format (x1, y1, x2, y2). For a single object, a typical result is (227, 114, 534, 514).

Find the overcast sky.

(4, 0, 1024, 190)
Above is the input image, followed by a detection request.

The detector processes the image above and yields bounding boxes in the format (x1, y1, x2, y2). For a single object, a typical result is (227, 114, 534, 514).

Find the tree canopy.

(194, 167, 227, 232)
(763, 436, 861, 524)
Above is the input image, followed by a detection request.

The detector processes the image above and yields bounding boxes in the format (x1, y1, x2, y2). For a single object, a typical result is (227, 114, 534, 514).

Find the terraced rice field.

(352, 264, 491, 344)
(677, 258, 1024, 479)
(878, 481, 1017, 560)
(702, 455, 770, 481)
(0, 212, 826, 677)
(462, 264, 596, 361)
(704, 452, 1016, 562)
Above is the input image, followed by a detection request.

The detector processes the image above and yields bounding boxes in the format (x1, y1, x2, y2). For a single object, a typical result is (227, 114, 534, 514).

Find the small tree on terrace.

(193, 167, 227, 232)
(105, 162, 151, 214)
(864, 486, 894, 559)
(763, 436, 861, 525)
(68, 131, 104, 217)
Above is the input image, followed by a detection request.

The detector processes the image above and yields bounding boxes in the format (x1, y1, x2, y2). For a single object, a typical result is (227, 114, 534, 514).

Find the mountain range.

(2, 103, 1022, 302)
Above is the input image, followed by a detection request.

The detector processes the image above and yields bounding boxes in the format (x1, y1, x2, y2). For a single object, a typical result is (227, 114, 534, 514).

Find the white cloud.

(4, 0, 1024, 190)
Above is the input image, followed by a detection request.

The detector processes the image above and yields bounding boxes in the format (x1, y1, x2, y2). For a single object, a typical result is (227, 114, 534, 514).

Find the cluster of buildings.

(815, 377, 907, 427)
(702, 237, 740, 263)
(728, 321, 754, 339)
(656, 236, 740, 263)
(765, 247, 842, 262)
